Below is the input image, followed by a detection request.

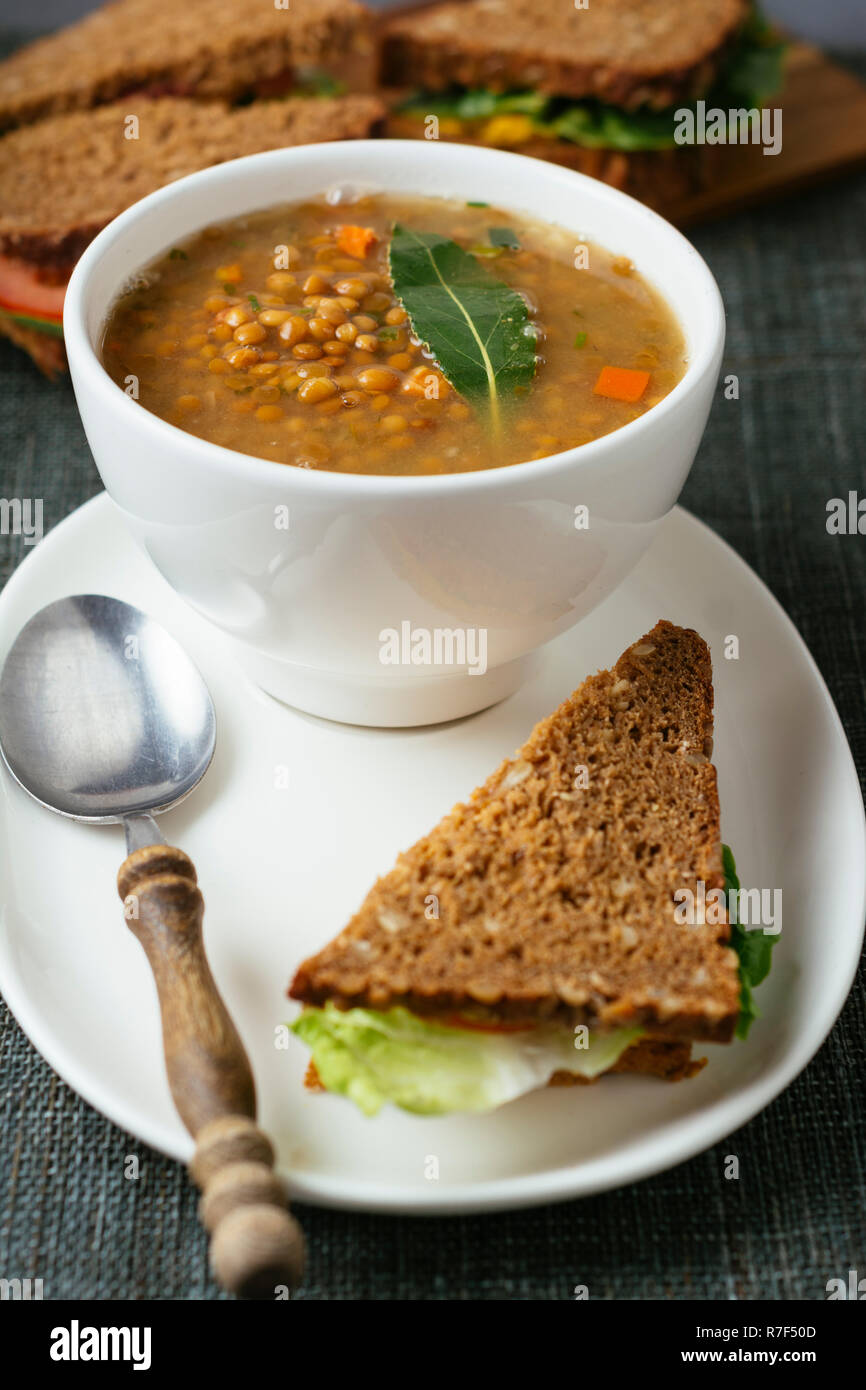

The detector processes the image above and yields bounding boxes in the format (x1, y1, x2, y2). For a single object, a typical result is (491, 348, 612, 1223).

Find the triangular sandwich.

(290, 621, 746, 1115)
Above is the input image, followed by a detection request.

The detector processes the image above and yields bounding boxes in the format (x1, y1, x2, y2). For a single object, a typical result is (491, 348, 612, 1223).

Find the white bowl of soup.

(65, 140, 724, 726)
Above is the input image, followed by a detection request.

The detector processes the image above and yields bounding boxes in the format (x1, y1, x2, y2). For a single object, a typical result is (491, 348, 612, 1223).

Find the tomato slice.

(441, 1013, 535, 1034)
(0, 255, 66, 323)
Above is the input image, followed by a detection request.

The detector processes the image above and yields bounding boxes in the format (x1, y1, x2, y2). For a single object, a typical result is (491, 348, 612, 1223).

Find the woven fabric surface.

(0, 30, 864, 1300)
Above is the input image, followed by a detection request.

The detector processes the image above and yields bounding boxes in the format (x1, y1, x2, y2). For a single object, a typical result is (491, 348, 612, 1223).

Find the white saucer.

(0, 493, 863, 1214)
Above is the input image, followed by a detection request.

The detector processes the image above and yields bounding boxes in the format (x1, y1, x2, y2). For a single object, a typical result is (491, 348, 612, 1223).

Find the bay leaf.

(388, 224, 536, 431)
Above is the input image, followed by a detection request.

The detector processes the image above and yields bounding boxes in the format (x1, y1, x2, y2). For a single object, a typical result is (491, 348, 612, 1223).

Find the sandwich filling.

(293, 1005, 643, 1116)
(394, 13, 785, 153)
(292, 846, 776, 1116)
(0, 256, 66, 337)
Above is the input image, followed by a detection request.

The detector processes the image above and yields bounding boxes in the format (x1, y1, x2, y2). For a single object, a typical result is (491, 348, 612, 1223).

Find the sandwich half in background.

(0, 0, 374, 131)
(0, 0, 380, 374)
(382, 0, 786, 209)
(289, 622, 777, 1116)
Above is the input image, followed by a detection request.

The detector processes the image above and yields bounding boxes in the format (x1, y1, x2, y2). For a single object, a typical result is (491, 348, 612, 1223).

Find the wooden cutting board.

(667, 43, 866, 225)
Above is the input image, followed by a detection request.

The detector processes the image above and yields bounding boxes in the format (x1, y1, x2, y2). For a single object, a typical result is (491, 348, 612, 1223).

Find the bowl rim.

(64, 139, 726, 498)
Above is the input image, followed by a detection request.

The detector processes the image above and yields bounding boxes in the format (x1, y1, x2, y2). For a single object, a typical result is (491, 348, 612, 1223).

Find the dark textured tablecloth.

(1, 31, 864, 1300)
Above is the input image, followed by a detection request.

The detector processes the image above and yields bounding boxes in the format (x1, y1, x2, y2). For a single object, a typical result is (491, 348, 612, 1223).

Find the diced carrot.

(336, 225, 378, 259)
(593, 365, 651, 403)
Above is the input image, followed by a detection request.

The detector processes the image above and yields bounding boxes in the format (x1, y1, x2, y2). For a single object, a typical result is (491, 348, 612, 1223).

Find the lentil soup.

(101, 194, 686, 476)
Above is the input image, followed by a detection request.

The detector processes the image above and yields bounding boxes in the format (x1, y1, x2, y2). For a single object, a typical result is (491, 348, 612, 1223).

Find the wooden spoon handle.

(118, 844, 305, 1299)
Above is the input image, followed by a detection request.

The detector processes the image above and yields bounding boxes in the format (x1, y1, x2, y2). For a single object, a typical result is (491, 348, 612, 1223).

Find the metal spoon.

(0, 594, 304, 1299)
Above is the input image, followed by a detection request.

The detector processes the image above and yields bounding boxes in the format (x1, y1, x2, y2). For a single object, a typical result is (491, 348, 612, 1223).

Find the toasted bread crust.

(381, 0, 748, 110)
(0, 95, 385, 263)
(290, 623, 741, 1043)
(0, 0, 372, 131)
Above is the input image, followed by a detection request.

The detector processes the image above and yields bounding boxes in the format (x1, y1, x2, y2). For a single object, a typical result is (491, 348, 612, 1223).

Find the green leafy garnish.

(467, 200, 489, 207)
(221, 282, 235, 295)
(168, 247, 188, 260)
(489, 227, 520, 249)
(724, 844, 778, 1040)
(248, 293, 261, 312)
(389, 224, 536, 432)
(378, 325, 400, 341)
(574, 331, 587, 348)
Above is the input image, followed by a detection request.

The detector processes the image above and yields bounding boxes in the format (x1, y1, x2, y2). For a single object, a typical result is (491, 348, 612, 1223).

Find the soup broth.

(102, 193, 686, 476)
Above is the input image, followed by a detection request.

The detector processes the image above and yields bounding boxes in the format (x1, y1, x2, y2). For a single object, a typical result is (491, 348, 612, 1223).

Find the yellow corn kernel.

(255, 404, 284, 423)
(216, 263, 243, 283)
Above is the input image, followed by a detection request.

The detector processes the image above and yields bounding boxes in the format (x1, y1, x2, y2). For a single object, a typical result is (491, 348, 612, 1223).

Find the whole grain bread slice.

(0, 0, 372, 132)
(381, 0, 748, 110)
(0, 94, 384, 269)
(290, 621, 741, 1043)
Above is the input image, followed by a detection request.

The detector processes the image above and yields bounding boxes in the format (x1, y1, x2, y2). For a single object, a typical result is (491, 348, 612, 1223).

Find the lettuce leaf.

(292, 1004, 642, 1116)
(724, 844, 777, 1040)
(397, 12, 786, 153)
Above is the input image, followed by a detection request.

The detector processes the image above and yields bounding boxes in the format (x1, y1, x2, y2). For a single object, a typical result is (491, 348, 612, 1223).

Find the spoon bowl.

(0, 594, 215, 824)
